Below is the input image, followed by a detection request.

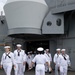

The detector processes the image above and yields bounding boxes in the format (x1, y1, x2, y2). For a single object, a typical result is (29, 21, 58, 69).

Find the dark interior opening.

(25, 40, 49, 53)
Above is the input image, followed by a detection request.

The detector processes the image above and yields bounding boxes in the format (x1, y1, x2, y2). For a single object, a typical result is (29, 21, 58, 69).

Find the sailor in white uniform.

(44, 49, 52, 73)
(29, 47, 50, 75)
(23, 53, 27, 72)
(14, 44, 26, 75)
(59, 49, 71, 75)
(53, 48, 62, 75)
(0, 46, 15, 75)
(27, 52, 33, 70)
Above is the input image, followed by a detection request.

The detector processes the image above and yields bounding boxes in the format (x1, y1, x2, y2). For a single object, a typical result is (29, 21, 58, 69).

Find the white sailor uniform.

(32, 54, 48, 75)
(59, 54, 71, 75)
(27, 54, 33, 69)
(23, 53, 27, 72)
(1, 52, 15, 75)
(44, 53, 52, 72)
(14, 49, 25, 75)
(53, 53, 62, 75)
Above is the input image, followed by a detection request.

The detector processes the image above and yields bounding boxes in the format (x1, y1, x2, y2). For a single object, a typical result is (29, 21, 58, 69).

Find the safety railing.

(55, 0, 75, 8)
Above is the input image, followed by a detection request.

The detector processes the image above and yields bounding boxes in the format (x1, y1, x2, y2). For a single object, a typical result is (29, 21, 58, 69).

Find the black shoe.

(49, 71, 52, 74)
(45, 71, 47, 73)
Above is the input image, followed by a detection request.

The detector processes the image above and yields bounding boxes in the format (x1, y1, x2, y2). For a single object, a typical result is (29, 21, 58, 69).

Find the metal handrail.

(55, 0, 75, 8)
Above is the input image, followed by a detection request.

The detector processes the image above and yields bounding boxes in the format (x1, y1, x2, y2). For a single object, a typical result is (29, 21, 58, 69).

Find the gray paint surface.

(49, 40, 57, 69)
(0, 0, 75, 70)
(4, 0, 48, 35)
(51, 4, 75, 14)
(45, 0, 75, 14)
(42, 12, 64, 34)
(0, 16, 8, 41)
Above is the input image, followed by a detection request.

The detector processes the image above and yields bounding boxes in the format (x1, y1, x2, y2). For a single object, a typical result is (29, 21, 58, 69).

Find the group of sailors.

(0, 44, 71, 75)
(54, 48, 71, 75)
